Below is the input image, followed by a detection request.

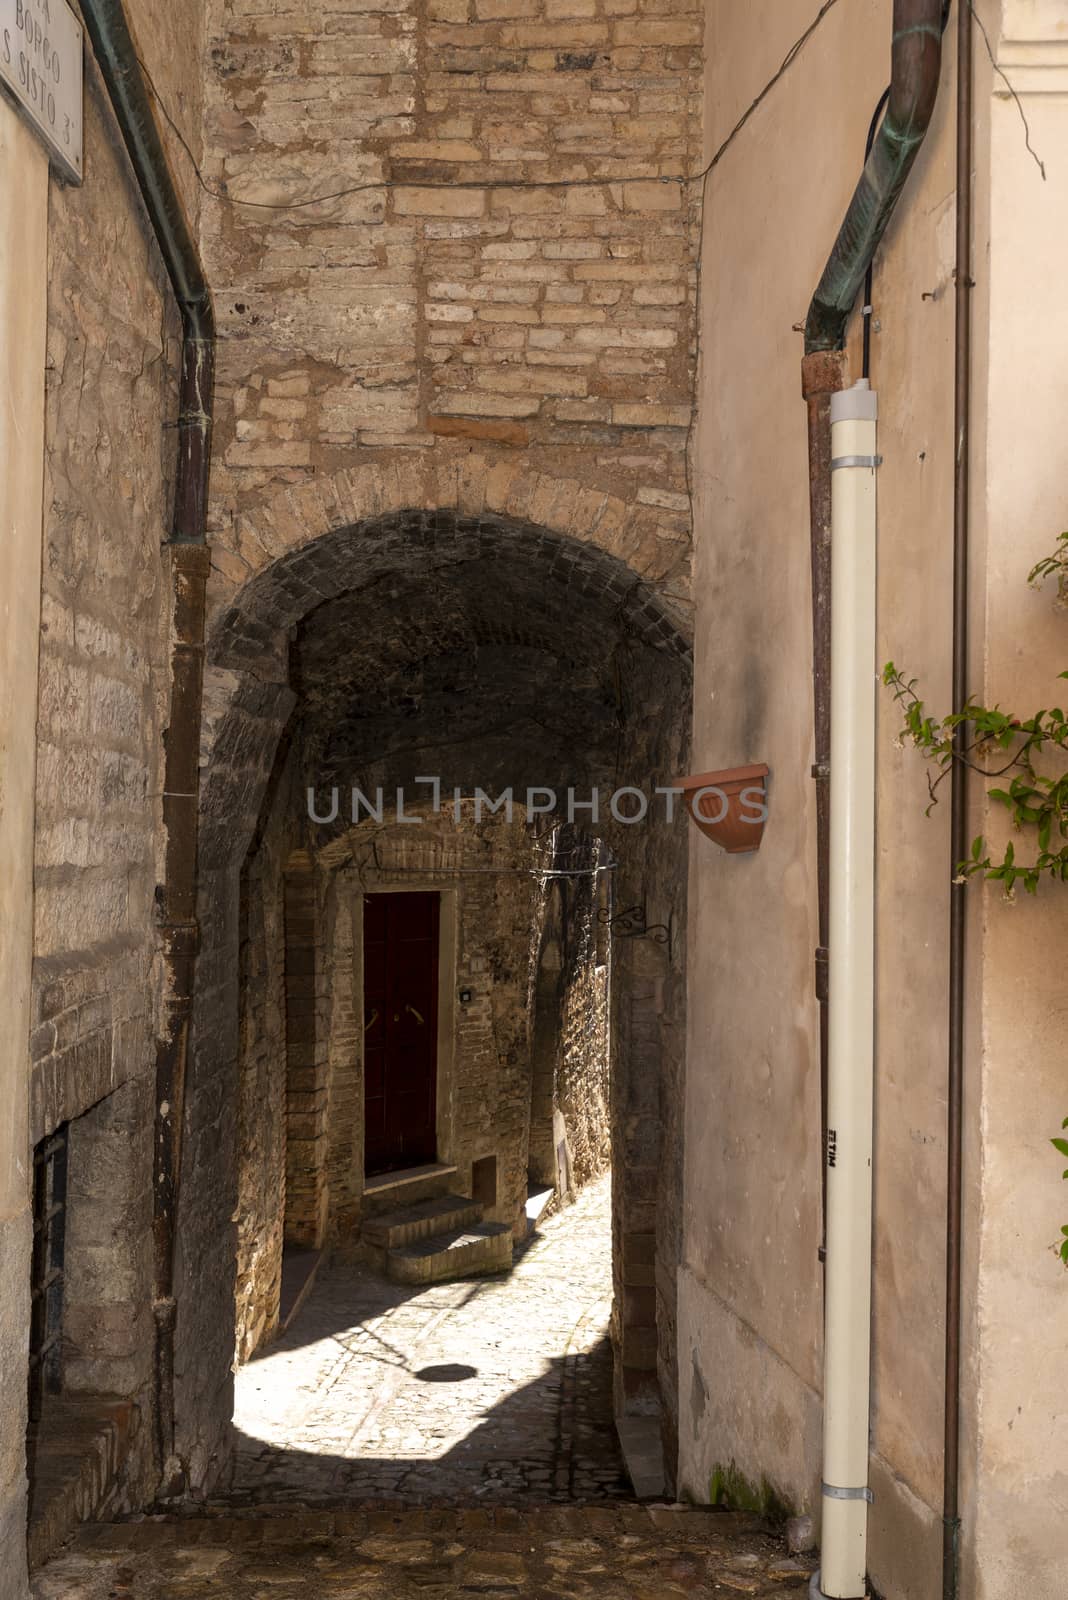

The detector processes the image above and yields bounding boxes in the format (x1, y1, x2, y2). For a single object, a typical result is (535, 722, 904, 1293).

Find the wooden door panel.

(363, 891, 440, 1176)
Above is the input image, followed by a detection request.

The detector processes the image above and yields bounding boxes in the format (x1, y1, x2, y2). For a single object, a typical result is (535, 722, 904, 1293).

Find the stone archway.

(204, 453, 692, 642)
(177, 484, 692, 1494)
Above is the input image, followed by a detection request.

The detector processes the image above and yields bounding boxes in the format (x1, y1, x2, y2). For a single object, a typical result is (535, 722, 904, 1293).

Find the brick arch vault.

(177, 463, 693, 1495)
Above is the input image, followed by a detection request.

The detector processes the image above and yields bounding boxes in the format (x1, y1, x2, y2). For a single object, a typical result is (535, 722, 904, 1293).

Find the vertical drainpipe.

(942, 3, 973, 1595)
(802, 345, 848, 1259)
(819, 380, 880, 1599)
(802, 2, 945, 1595)
(79, 0, 215, 1489)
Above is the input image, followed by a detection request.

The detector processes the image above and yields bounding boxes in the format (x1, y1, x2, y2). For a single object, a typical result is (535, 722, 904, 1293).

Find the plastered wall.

(683, 3, 1068, 1595)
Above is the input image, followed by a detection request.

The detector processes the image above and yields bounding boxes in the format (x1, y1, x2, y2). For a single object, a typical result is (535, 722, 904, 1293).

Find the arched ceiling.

(205, 509, 692, 836)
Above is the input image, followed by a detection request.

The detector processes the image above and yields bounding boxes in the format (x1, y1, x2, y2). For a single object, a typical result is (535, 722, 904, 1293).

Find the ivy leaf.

(1052, 1138, 1068, 1157)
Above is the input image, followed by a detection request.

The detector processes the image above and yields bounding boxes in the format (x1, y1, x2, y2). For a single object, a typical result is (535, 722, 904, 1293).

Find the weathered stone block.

(394, 187, 485, 217)
(432, 391, 542, 419)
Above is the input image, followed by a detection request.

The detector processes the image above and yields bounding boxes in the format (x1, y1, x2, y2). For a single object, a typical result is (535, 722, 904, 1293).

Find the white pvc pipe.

(816, 380, 879, 1600)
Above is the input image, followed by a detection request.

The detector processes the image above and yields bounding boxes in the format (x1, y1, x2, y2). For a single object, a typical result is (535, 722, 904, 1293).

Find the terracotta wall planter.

(678, 764, 769, 854)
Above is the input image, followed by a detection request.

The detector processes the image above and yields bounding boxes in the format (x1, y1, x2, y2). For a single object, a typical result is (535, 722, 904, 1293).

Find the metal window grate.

(28, 1125, 69, 1423)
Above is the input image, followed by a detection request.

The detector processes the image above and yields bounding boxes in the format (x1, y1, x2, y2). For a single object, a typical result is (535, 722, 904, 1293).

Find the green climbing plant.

(881, 662, 1068, 894)
(1053, 1121, 1068, 1267)
(885, 529, 1068, 1268)
(883, 530, 1068, 897)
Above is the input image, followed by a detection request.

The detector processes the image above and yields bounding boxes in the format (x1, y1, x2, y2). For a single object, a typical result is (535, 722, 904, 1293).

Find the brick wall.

(201, 0, 701, 522)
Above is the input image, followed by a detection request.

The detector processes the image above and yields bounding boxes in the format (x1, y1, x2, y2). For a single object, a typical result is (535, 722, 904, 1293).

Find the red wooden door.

(363, 891, 440, 1177)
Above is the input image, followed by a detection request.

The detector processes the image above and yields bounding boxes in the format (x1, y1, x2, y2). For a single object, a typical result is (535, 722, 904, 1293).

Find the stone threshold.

(362, 1162, 458, 1197)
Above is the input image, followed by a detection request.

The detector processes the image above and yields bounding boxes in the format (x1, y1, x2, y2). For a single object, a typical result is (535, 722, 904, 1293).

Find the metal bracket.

(597, 902, 673, 959)
(822, 1481, 874, 1504)
(830, 454, 883, 471)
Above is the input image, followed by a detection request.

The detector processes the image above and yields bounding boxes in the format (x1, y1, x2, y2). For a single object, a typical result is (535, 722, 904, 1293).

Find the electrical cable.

(135, 0, 843, 214)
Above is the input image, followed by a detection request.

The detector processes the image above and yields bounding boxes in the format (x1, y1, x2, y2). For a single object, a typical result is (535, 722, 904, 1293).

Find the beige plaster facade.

(682, 2, 1068, 1596)
(0, 96, 49, 1600)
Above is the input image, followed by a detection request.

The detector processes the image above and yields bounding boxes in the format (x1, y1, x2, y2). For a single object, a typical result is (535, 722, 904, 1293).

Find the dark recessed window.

(28, 1125, 69, 1423)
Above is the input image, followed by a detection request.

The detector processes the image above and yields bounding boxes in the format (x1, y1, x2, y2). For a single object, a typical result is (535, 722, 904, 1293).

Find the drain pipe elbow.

(804, 0, 946, 354)
(78, 0, 214, 351)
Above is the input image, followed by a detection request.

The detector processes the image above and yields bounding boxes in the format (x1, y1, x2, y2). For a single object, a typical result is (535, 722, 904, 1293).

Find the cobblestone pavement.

(31, 1175, 818, 1597)
(34, 1504, 817, 1599)
(231, 1175, 628, 1504)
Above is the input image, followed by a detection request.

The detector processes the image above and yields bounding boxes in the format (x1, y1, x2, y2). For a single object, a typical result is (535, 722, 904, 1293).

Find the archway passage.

(180, 508, 692, 1501)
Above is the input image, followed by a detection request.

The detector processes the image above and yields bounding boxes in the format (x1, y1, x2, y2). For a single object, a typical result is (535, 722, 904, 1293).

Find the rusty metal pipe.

(80, 0, 215, 1489)
(801, 347, 848, 1262)
(943, 5, 973, 1595)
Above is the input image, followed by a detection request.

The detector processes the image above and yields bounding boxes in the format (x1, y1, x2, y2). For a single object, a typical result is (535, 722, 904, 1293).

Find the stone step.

(27, 1395, 136, 1569)
(387, 1220, 514, 1286)
(361, 1162, 460, 1218)
(362, 1193, 485, 1250)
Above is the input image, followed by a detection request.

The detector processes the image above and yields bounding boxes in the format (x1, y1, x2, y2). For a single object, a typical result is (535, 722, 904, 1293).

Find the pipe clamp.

(822, 1481, 874, 1503)
(830, 454, 882, 471)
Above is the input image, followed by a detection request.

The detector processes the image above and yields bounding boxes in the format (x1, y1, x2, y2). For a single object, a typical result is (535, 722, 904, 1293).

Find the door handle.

(365, 1008, 379, 1031)
(405, 1004, 425, 1026)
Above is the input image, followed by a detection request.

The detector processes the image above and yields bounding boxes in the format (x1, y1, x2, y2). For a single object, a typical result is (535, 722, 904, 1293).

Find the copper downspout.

(79, 0, 215, 1487)
(805, 0, 946, 354)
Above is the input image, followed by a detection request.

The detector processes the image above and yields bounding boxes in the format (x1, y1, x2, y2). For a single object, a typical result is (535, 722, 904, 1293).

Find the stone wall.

(537, 840, 612, 1196)
(179, 676, 294, 1485)
(233, 772, 294, 1364)
(8, 0, 209, 1569)
(200, 0, 700, 532)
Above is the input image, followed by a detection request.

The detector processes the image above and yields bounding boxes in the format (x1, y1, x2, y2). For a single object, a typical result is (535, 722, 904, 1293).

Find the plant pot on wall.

(679, 764, 769, 854)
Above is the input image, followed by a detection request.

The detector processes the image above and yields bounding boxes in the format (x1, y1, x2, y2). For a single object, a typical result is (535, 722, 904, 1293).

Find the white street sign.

(0, 0, 83, 183)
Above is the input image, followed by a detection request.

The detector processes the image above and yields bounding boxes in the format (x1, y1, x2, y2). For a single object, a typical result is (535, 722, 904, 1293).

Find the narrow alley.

(230, 1177, 626, 1505)
(31, 1180, 815, 1598)
(5, 0, 1068, 1596)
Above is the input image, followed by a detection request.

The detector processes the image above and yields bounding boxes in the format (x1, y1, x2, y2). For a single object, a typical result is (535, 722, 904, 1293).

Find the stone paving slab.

(231, 1176, 627, 1504)
(33, 1505, 817, 1599)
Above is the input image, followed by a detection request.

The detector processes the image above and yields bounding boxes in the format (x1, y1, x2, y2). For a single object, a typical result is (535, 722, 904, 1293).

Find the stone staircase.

(361, 1164, 513, 1285)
